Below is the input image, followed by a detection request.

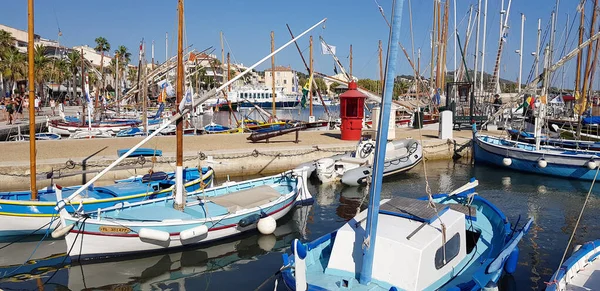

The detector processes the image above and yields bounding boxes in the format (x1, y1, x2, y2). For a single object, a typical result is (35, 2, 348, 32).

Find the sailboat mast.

(379, 40, 383, 93)
(27, 0, 37, 200)
(271, 31, 276, 118)
(480, 0, 488, 94)
(430, 0, 436, 92)
(474, 0, 481, 92)
(518, 14, 525, 94)
(175, 0, 184, 210)
(360, 0, 405, 284)
(581, 0, 599, 127)
(81, 48, 85, 127)
(309, 36, 313, 116)
(349, 44, 353, 78)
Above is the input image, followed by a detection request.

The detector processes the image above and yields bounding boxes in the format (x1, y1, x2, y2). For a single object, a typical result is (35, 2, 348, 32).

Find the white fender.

(257, 216, 276, 235)
(139, 228, 170, 242)
(51, 224, 74, 238)
(179, 225, 208, 241)
(587, 161, 597, 170)
(502, 157, 512, 166)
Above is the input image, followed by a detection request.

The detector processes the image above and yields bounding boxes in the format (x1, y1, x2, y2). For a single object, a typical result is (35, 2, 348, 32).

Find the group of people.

(0, 93, 57, 125)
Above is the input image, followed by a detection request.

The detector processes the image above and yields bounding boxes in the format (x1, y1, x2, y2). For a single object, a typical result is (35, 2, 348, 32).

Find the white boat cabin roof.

(325, 197, 470, 291)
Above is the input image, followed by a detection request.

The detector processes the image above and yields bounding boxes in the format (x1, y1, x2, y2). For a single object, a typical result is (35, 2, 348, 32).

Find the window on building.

(284, 80, 287, 85)
(277, 72, 280, 76)
(434, 233, 461, 269)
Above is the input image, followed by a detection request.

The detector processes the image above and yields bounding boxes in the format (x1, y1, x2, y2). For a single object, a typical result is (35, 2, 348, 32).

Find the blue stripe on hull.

(473, 141, 598, 180)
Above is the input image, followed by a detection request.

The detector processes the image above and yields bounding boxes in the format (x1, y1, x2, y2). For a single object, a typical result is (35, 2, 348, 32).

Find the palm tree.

(127, 67, 138, 85)
(94, 37, 110, 106)
(0, 46, 26, 96)
(34, 44, 50, 103)
(0, 30, 17, 96)
(66, 50, 81, 101)
(114, 45, 131, 88)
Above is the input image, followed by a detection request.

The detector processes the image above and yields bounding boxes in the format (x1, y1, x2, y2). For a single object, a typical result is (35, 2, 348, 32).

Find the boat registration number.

(99, 226, 131, 234)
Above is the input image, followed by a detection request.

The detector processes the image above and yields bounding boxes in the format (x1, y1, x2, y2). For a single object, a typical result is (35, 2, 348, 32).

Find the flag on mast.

(320, 42, 336, 55)
(301, 73, 314, 108)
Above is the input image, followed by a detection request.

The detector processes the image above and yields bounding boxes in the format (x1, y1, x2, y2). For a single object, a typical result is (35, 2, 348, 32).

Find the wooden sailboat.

(280, 2, 531, 290)
(53, 5, 324, 259)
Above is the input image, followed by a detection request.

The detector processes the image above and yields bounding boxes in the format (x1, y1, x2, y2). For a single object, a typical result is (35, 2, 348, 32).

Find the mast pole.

(535, 18, 541, 80)
(474, 0, 481, 92)
(436, 0, 442, 89)
(575, 3, 585, 96)
(165, 32, 168, 62)
(152, 40, 155, 70)
(349, 44, 353, 78)
(518, 14, 525, 94)
(454, 0, 457, 80)
(271, 31, 276, 119)
(27, 0, 37, 200)
(81, 48, 85, 127)
(116, 52, 119, 114)
(360, 0, 405, 284)
(142, 43, 148, 134)
(309, 36, 314, 117)
(175, 0, 184, 210)
(579, 0, 599, 138)
(379, 40, 384, 93)
(480, 0, 488, 94)
(430, 0, 436, 93)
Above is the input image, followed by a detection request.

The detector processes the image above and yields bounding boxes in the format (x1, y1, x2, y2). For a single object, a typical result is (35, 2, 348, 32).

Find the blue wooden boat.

(474, 131, 600, 181)
(280, 7, 531, 290)
(546, 239, 600, 290)
(55, 167, 313, 260)
(116, 127, 144, 137)
(0, 167, 214, 237)
(117, 148, 163, 157)
(203, 123, 243, 134)
(281, 183, 532, 290)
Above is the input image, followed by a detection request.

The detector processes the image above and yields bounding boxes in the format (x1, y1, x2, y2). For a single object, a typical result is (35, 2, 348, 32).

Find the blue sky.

(0, 0, 588, 87)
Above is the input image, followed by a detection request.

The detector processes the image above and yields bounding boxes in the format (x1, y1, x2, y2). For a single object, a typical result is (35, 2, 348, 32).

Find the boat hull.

(0, 168, 214, 237)
(63, 195, 298, 260)
(474, 135, 600, 181)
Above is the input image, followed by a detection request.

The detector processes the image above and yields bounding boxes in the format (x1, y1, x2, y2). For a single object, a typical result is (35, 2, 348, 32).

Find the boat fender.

(238, 213, 261, 227)
(139, 228, 170, 242)
(587, 161, 597, 170)
(502, 158, 512, 166)
(51, 224, 74, 238)
(504, 246, 519, 274)
(257, 216, 276, 235)
(537, 159, 547, 168)
(179, 225, 208, 241)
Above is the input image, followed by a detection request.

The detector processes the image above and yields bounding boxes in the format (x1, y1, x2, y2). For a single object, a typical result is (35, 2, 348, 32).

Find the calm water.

(2, 160, 600, 290)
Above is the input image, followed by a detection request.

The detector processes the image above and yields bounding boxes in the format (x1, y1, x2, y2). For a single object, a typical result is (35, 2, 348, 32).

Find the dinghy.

(315, 138, 422, 185)
(54, 167, 312, 260)
(0, 167, 214, 237)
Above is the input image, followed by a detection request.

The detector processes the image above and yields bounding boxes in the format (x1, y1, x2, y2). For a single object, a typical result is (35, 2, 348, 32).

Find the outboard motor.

(316, 158, 336, 183)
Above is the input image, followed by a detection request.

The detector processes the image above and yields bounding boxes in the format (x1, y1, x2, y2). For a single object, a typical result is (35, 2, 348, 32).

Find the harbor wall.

(0, 128, 478, 190)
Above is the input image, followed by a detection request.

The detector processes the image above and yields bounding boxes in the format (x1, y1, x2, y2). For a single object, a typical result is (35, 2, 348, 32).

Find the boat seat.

(379, 197, 476, 224)
(209, 185, 282, 213)
(339, 156, 367, 164)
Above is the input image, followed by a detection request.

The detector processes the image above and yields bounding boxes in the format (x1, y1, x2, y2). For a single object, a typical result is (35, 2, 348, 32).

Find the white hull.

(63, 200, 295, 259)
(0, 214, 60, 237)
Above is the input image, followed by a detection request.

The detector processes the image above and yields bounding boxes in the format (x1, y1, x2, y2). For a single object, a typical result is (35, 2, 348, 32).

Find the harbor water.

(1, 160, 599, 290)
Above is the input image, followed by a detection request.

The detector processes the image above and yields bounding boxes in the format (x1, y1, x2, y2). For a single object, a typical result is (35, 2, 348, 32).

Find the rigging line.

(222, 34, 240, 68)
(551, 166, 600, 283)
(356, 49, 380, 78)
(373, 0, 391, 27)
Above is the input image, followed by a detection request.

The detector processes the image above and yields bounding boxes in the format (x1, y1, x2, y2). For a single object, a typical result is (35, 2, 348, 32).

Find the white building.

(0, 24, 62, 55)
(73, 45, 113, 68)
(265, 66, 297, 94)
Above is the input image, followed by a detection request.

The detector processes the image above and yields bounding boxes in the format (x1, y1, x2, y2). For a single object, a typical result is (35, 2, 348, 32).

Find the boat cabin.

(324, 197, 478, 290)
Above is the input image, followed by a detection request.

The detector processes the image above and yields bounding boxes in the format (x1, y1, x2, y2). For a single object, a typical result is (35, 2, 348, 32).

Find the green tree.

(0, 46, 26, 96)
(94, 36, 110, 105)
(114, 45, 131, 89)
(66, 50, 81, 100)
(33, 44, 50, 103)
(314, 78, 327, 94)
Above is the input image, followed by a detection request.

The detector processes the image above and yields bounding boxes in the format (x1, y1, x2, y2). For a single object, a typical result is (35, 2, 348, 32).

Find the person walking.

(14, 94, 23, 121)
(5, 98, 14, 124)
(50, 98, 56, 116)
(34, 96, 40, 115)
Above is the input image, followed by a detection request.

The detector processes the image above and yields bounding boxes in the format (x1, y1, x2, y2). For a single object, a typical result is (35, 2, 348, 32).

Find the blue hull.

(0, 167, 214, 236)
(473, 136, 600, 181)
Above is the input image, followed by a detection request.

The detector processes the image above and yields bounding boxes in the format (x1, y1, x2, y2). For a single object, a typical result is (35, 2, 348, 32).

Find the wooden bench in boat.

(209, 185, 283, 213)
(379, 197, 476, 224)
